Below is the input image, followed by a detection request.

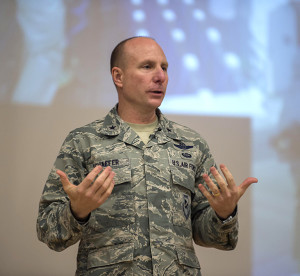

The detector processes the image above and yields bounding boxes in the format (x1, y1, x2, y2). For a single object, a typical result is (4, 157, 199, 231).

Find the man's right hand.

(56, 166, 115, 220)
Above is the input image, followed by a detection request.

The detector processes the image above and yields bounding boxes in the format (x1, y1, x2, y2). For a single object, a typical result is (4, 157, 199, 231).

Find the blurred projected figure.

(198, 0, 257, 93)
(269, 0, 300, 274)
(13, 0, 65, 106)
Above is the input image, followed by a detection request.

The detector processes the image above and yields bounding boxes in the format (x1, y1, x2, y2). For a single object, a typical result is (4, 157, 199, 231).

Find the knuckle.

(85, 191, 94, 199)
(104, 189, 111, 197)
(103, 187, 113, 197)
(85, 175, 95, 183)
(77, 186, 85, 194)
(227, 175, 234, 182)
(226, 192, 232, 199)
(97, 198, 104, 206)
(220, 180, 226, 187)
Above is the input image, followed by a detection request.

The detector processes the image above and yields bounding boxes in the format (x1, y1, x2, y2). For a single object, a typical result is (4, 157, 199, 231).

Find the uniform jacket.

(37, 105, 238, 276)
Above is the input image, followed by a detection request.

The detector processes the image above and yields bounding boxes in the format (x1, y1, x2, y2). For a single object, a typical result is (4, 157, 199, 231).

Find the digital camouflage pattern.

(37, 105, 238, 276)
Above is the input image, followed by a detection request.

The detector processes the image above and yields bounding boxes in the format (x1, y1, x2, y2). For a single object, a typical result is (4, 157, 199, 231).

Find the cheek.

(123, 72, 152, 91)
(132, 78, 150, 92)
(136, 74, 150, 83)
(126, 74, 146, 86)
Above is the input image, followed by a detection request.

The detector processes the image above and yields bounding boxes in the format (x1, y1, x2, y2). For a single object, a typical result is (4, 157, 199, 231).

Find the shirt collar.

(100, 104, 182, 141)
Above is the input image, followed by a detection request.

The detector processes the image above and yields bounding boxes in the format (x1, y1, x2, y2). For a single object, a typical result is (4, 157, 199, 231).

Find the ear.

(111, 67, 123, 88)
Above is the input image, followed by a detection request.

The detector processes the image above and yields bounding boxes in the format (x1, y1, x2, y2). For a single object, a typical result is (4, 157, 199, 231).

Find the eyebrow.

(163, 62, 169, 68)
(140, 59, 169, 67)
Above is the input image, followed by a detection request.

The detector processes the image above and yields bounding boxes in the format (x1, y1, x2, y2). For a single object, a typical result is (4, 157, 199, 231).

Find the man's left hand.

(198, 164, 258, 219)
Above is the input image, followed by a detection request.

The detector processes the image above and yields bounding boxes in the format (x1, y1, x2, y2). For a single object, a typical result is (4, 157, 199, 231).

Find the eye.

(161, 63, 168, 72)
(143, 64, 151, 69)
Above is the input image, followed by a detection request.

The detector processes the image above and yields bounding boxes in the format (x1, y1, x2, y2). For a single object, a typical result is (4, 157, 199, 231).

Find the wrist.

(70, 203, 90, 223)
(216, 206, 237, 222)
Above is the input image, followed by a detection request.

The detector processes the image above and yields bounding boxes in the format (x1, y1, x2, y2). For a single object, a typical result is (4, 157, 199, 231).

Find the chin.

(148, 100, 163, 110)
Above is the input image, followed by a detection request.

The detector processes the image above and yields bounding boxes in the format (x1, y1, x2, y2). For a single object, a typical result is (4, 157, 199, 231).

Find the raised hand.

(56, 166, 115, 220)
(198, 164, 258, 219)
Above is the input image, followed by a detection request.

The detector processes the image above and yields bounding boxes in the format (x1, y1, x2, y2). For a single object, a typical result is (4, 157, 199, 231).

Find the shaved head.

(110, 36, 155, 72)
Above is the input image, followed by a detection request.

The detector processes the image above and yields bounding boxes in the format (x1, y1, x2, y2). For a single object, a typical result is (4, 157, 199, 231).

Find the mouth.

(149, 90, 164, 95)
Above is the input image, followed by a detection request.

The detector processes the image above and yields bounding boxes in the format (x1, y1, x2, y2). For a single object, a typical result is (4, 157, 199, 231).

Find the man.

(37, 37, 257, 275)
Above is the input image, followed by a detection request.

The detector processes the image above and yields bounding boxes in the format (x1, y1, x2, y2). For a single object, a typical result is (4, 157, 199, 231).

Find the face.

(113, 37, 169, 114)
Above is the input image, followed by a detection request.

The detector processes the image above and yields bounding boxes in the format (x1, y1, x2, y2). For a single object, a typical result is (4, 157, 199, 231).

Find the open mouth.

(150, 90, 163, 94)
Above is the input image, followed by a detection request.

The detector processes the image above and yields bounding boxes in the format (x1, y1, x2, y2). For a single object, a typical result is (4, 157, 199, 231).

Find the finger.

(238, 177, 258, 197)
(81, 165, 103, 189)
(198, 183, 214, 200)
(90, 166, 113, 193)
(95, 170, 116, 196)
(209, 166, 227, 192)
(56, 169, 70, 186)
(56, 170, 72, 193)
(218, 164, 236, 189)
(202, 173, 220, 195)
(97, 178, 115, 206)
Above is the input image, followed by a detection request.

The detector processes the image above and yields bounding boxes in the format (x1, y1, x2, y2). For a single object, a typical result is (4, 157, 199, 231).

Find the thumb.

(239, 177, 258, 196)
(56, 169, 72, 193)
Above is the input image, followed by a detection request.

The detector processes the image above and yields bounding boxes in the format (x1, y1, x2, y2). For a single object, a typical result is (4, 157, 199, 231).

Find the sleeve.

(191, 139, 238, 250)
(36, 132, 89, 252)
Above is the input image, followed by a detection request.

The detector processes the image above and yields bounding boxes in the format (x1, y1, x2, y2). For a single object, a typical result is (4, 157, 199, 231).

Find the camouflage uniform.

(37, 105, 238, 276)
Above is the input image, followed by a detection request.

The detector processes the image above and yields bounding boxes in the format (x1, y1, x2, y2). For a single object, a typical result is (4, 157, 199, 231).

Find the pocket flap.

(176, 246, 200, 269)
(170, 166, 195, 193)
(87, 242, 134, 269)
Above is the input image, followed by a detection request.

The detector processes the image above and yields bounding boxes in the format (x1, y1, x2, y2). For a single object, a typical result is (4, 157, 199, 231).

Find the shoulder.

(160, 114, 213, 156)
(65, 118, 105, 141)
(163, 116, 207, 144)
(169, 120, 200, 138)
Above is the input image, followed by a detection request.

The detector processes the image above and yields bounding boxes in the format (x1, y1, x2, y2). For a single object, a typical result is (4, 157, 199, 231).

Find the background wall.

(0, 106, 251, 276)
(0, 0, 299, 275)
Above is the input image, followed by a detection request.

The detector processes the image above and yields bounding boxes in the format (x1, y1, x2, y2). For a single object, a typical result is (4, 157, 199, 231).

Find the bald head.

(110, 36, 156, 72)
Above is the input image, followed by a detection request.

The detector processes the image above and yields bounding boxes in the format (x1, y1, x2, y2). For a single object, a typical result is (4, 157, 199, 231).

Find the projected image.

(4, 0, 262, 116)
(1, 0, 299, 275)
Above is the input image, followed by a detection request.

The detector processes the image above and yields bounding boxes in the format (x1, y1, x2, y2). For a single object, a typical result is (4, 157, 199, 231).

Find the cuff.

(69, 202, 90, 225)
(216, 206, 238, 224)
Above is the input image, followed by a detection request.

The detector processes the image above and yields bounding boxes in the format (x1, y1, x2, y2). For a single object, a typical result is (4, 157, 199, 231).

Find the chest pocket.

(168, 148, 196, 230)
(86, 151, 134, 232)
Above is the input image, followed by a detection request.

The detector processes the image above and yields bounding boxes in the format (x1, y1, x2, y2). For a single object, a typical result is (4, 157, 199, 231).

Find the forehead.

(124, 38, 167, 63)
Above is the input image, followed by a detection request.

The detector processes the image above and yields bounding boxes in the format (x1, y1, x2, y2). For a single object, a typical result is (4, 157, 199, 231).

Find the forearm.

(36, 132, 90, 251)
(192, 206, 238, 250)
(37, 199, 85, 252)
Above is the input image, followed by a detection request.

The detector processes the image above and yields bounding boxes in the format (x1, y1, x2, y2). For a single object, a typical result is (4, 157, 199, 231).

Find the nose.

(153, 67, 167, 83)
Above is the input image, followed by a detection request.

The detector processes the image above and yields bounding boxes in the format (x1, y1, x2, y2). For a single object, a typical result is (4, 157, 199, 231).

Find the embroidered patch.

(182, 152, 192, 158)
(174, 142, 193, 150)
(182, 194, 191, 220)
(171, 159, 196, 172)
(94, 158, 129, 168)
(96, 159, 120, 167)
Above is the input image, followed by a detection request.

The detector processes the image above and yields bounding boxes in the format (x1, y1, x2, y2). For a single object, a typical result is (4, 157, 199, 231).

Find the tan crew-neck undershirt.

(126, 117, 158, 144)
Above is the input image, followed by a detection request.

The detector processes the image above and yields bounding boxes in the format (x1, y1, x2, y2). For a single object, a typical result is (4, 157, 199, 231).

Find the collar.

(100, 104, 182, 142)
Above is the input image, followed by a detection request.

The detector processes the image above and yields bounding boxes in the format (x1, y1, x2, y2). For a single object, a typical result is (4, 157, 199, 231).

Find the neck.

(117, 104, 157, 124)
